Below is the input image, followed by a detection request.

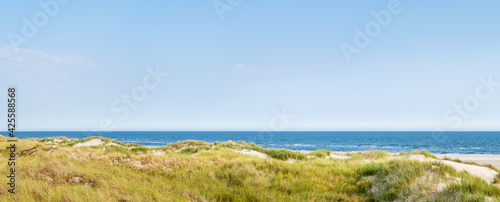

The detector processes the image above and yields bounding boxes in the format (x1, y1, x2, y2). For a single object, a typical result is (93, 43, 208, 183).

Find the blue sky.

(1, 0, 499, 131)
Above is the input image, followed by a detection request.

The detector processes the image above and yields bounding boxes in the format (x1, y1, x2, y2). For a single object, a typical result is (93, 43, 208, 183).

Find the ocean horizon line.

(4, 130, 500, 132)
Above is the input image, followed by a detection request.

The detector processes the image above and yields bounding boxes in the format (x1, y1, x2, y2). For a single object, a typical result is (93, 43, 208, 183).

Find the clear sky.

(1, 0, 499, 131)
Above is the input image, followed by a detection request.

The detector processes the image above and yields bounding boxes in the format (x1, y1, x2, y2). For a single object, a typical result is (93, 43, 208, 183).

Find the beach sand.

(294, 151, 500, 184)
(409, 155, 499, 184)
(434, 154, 500, 169)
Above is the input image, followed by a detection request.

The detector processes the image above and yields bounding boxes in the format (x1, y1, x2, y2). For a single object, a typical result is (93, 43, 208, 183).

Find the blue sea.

(6, 131, 500, 154)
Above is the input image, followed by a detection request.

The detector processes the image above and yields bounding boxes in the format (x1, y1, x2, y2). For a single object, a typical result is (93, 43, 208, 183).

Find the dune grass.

(309, 149, 331, 158)
(399, 150, 437, 159)
(227, 142, 307, 160)
(0, 136, 499, 201)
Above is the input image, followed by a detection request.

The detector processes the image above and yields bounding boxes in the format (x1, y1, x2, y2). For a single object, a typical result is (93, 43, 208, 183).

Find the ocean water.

(6, 131, 500, 154)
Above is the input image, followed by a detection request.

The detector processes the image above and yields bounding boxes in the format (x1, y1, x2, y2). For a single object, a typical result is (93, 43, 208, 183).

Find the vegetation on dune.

(442, 156, 500, 175)
(309, 149, 331, 158)
(180, 146, 211, 154)
(215, 140, 307, 160)
(173, 140, 210, 149)
(446, 174, 500, 198)
(0, 136, 499, 201)
(350, 150, 390, 160)
(356, 159, 427, 200)
(419, 150, 437, 159)
(399, 150, 437, 159)
(40, 136, 142, 148)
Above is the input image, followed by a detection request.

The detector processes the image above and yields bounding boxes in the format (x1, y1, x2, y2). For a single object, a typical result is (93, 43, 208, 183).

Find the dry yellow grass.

(0, 136, 498, 201)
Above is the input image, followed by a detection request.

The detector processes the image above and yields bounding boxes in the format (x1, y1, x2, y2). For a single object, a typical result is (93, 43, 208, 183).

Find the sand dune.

(410, 155, 498, 184)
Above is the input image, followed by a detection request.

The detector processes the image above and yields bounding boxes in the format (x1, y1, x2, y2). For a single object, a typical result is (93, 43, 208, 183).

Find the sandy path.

(410, 155, 498, 183)
(434, 154, 500, 169)
(439, 160, 498, 183)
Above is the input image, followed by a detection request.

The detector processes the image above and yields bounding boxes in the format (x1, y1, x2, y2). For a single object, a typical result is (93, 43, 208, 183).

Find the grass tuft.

(309, 149, 331, 158)
(419, 150, 437, 159)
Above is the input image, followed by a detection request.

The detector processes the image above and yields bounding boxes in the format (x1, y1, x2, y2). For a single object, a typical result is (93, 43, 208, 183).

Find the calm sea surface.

(7, 131, 500, 154)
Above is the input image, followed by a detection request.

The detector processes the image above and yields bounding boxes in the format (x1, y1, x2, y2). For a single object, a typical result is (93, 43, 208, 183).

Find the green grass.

(446, 176, 500, 197)
(130, 146, 149, 154)
(180, 146, 211, 154)
(262, 149, 306, 160)
(419, 150, 437, 159)
(309, 149, 331, 158)
(349, 150, 389, 161)
(356, 159, 427, 201)
(0, 136, 499, 201)
(229, 143, 307, 160)
(104, 145, 129, 153)
(174, 140, 210, 149)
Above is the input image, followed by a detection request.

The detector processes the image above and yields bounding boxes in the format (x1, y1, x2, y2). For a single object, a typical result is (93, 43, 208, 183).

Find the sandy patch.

(434, 154, 500, 169)
(298, 150, 312, 154)
(300, 151, 352, 159)
(326, 154, 351, 160)
(439, 159, 498, 183)
(300, 151, 498, 184)
(150, 150, 165, 155)
(409, 155, 498, 184)
(232, 149, 270, 159)
(73, 139, 104, 147)
(106, 142, 121, 147)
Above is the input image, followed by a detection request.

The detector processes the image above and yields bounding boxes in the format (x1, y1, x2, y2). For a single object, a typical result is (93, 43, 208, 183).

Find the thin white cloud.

(0, 46, 96, 71)
(235, 63, 245, 69)
(0, 46, 103, 85)
(231, 63, 247, 73)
